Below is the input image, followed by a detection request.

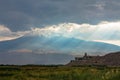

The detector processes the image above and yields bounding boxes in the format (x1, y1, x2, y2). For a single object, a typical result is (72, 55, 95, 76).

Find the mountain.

(0, 36, 120, 54)
(0, 36, 120, 64)
(103, 52, 120, 66)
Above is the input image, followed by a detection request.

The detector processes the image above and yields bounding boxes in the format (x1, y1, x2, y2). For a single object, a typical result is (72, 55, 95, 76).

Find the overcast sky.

(0, 0, 120, 46)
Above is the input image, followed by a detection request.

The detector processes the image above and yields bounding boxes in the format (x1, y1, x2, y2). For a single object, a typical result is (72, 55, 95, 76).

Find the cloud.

(93, 40, 120, 46)
(93, 2, 105, 11)
(0, 25, 11, 33)
(8, 49, 63, 54)
(0, 0, 120, 31)
(30, 21, 120, 45)
(32, 49, 63, 54)
(0, 25, 30, 41)
(9, 49, 32, 53)
(0, 21, 120, 46)
(31, 21, 120, 40)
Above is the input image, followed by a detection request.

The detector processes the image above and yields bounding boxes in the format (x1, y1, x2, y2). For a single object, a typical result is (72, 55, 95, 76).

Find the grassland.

(0, 65, 120, 80)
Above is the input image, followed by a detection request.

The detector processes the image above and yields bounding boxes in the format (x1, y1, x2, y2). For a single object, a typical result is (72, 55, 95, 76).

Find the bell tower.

(84, 52, 87, 57)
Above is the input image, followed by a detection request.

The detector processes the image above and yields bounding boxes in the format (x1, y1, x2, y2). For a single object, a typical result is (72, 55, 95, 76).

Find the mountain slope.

(0, 36, 120, 64)
(0, 36, 120, 54)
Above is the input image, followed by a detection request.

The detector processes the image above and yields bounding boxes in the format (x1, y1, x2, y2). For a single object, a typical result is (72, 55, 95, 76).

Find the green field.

(0, 65, 120, 80)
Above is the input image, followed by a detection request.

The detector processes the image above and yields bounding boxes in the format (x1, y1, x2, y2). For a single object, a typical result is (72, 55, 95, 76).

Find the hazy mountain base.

(0, 53, 74, 65)
(0, 65, 120, 80)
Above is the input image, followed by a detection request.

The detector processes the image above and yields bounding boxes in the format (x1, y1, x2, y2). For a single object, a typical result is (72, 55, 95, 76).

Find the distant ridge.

(67, 51, 120, 67)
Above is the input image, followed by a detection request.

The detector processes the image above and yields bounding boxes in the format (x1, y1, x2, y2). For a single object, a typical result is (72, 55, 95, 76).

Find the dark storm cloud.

(0, 0, 120, 31)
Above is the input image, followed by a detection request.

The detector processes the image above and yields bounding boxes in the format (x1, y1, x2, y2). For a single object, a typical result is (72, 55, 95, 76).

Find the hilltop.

(67, 52, 120, 67)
